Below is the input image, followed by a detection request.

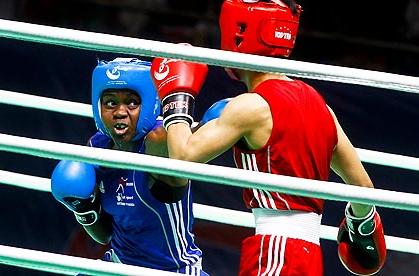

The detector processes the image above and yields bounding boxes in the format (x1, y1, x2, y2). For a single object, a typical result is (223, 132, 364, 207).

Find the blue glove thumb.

(200, 98, 232, 125)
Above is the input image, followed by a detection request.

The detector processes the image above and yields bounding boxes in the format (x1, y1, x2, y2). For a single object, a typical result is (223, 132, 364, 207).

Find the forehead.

(102, 88, 139, 97)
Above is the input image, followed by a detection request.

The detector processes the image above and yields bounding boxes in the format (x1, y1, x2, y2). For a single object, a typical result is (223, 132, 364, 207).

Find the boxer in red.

(151, 1, 386, 275)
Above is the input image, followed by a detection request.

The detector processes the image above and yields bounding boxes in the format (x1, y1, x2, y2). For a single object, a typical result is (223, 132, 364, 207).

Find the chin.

(111, 134, 132, 144)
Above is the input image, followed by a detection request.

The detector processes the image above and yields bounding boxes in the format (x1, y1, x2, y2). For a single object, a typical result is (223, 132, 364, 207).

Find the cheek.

(131, 109, 140, 125)
(100, 111, 113, 128)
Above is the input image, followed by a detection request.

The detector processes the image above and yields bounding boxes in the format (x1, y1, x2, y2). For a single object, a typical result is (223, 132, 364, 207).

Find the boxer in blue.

(51, 58, 208, 275)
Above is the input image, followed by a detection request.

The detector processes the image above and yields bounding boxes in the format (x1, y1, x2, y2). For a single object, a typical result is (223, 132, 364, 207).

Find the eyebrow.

(102, 91, 139, 97)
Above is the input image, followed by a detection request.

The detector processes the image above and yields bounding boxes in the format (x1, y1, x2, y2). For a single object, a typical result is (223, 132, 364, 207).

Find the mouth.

(113, 122, 129, 136)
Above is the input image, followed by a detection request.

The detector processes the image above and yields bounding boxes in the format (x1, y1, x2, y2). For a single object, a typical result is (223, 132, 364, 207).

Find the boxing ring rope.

(0, 18, 418, 275)
(1, 89, 419, 172)
(1, 169, 419, 255)
(1, 19, 419, 94)
(1, 133, 419, 212)
(0, 244, 182, 276)
(0, 89, 93, 118)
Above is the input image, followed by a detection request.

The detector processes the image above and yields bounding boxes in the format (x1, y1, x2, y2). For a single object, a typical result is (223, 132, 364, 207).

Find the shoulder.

(87, 131, 112, 148)
(145, 125, 167, 145)
(224, 93, 270, 128)
(144, 118, 166, 148)
(226, 93, 268, 114)
(326, 105, 339, 127)
(144, 125, 168, 157)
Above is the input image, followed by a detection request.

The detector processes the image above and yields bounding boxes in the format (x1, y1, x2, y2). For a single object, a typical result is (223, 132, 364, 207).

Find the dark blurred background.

(0, 0, 418, 275)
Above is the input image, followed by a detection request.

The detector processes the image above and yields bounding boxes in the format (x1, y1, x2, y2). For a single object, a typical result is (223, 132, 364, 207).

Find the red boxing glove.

(151, 57, 208, 130)
(337, 203, 387, 275)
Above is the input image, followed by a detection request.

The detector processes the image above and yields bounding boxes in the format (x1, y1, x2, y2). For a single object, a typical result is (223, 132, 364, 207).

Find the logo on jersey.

(99, 181, 105, 194)
(115, 177, 135, 207)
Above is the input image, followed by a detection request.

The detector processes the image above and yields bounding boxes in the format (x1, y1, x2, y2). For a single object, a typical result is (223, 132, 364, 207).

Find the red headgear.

(219, 0, 302, 57)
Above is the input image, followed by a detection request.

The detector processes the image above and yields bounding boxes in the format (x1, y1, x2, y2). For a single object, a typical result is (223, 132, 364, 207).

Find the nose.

(113, 104, 128, 118)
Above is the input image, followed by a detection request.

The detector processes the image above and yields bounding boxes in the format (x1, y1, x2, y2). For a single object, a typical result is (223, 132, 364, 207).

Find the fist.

(150, 57, 208, 129)
(51, 160, 101, 226)
(337, 204, 386, 275)
(151, 58, 208, 100)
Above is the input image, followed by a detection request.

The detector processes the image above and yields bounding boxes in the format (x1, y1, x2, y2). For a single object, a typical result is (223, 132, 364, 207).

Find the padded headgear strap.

(91, 58, 161, 140)
(219, 0, 302, 57)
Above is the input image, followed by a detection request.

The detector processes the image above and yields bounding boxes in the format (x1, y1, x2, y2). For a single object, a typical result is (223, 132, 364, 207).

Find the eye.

(127, 99, 140, 110)
(103, 99, 117, 108)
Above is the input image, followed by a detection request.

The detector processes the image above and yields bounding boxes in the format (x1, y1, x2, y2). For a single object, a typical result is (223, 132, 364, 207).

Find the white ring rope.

(1, 19, 419, 94)
(1, 169, 419, 255)
(1, 133, 419, 212)
(0, 244, 182, 276)
(1, 89, 418, 172)
(0, 89, 92, 118)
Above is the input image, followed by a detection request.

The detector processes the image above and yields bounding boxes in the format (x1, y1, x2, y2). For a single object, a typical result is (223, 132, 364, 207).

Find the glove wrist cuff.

(162, 92, 195, 130)
(345, 203, 376, 236)
(74, 205, 101, 226)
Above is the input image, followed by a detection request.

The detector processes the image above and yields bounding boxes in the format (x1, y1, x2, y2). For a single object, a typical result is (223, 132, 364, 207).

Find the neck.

(239, 71, 293, 90)
(112, 140, 137, 152)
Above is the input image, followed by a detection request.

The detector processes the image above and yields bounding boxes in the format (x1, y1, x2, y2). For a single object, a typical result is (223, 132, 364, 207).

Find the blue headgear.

(92, 58, 161, 140)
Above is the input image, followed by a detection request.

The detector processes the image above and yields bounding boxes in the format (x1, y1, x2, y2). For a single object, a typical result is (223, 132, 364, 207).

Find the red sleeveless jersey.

(233, 79, 337, 214)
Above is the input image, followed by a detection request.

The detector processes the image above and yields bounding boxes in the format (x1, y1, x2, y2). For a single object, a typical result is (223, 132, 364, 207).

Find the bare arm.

(329, 107, 374, 217)
(167, 93, 271, 163)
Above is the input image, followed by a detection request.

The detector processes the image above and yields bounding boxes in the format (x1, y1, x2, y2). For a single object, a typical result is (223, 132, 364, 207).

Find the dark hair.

(279, 0, 299, 15)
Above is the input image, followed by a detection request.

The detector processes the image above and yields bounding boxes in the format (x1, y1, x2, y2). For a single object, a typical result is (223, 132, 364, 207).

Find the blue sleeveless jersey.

(88, 132, 205, 274)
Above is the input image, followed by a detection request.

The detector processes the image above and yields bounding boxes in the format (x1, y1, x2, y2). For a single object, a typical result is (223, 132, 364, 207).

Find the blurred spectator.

(0, 0, 16, 19)
(405, 0, 419, 41)
(111, 0, 168, 36)
(154, 0, 219, 46)
(64, 226, 109, 259)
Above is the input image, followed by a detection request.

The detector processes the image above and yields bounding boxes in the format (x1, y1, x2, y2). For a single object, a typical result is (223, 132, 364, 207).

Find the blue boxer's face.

(101, 89, 141, 150)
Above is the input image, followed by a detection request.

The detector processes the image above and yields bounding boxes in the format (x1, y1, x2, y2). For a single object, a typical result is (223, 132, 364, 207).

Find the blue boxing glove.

(51, 160, 100, 226)
(200, 98, 232, 125)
